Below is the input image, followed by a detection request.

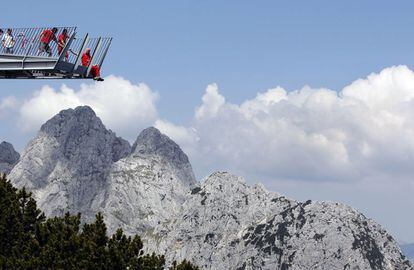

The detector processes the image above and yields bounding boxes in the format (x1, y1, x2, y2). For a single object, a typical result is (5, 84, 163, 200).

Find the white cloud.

(17, 75, 159, 140)
(160, 65, 414, 184)
(5, 65, 414, 185)
(195, 83, 225, 120)
(2, 66, 414, 241)
(342, 66, 414, 109)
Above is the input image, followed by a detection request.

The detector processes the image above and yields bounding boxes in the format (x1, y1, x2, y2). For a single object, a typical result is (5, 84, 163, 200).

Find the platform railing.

(91, 37, 112, 69)
(63, 36, 110, 64)
(62, 34, 87, 64)
(0, 27, 76, 58)
(0, 27, 112, 78)
(67, 37, 112, 71)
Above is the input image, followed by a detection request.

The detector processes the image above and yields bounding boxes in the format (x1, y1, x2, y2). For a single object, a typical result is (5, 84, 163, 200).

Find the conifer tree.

(0, 174, 199, 269)
(171, 259, 200, 270)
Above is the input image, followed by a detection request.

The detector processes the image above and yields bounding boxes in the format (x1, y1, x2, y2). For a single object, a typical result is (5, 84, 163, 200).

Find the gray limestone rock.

(132, 127, 196, 187)
(9, 106, 131, 222)
(101, 127, 197, 235)
(7, 106, 412, 270)
(0, 141, 20, 174)
(149, 172, 412, 270)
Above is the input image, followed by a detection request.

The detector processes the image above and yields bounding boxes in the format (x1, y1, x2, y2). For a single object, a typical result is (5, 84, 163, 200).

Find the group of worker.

(1, 27, 102, 81)
(39, 27, 103, 81)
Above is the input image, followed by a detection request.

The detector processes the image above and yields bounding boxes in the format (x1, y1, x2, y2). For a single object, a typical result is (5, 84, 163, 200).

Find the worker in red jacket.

(57, 29, 69, 61)
(81, 48, 103, 81)
(38, 27, 58, 57)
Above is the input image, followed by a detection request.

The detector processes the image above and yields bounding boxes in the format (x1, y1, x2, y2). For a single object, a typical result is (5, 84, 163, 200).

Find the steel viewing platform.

(0, 27, 111, 80)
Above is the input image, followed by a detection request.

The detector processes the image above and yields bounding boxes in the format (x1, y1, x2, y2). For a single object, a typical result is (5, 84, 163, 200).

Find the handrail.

(0, 27, 77, 58)
(97, 38, 112, 69)
(0, 27, 113, 79)
(72, 33, 90, 73)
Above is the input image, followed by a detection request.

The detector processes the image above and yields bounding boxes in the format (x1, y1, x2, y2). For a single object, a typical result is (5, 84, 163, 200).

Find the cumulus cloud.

(159, 65, 414, 183)
(3, 66, 414, 185)
(195, 83, 225, 119)
(3, 66, 414, 241)
(17, 75, 159, 140)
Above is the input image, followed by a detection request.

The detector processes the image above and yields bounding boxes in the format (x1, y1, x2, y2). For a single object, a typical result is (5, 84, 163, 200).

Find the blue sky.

(3, 1, 414, 122)
(1, 1, 414, 243)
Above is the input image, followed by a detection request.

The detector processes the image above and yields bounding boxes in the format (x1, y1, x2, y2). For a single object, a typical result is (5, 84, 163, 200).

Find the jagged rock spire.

(132, 127, 189, 165)
(132, 127, 196, 186)
(0, 141, 20, 174)
(8, 106, 131, 219)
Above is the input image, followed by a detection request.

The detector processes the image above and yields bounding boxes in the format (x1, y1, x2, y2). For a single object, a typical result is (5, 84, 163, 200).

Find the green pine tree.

(171, 259, 200, 270)
(138, 252, 166, 270)
(107, 228, 143, 269)
(0, 174, 199, 269)
(81, 212, 109, 268)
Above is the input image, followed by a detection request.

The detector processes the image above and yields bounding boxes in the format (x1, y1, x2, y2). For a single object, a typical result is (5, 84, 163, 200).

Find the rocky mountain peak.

(0, 141, 20, 174)
(41, 106, 98, 135)
(199, 172, 272, 202)
(131, 127, 196, 186)
(0, 141, 20, 164)
(40, 106, 130, 163)
(132, 127, 187, 163)
(9, 106, 131, 219)
(202, 171, 249, 189)
(152, 172, 412, 269)
(7, 106, 412, 269)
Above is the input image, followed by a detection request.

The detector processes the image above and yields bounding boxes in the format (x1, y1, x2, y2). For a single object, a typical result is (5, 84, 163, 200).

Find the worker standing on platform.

(2, 29, 15, 54)
(38, 27, 58, 57)
(58, 29, 69, 61)
(81, 48, 103, 81)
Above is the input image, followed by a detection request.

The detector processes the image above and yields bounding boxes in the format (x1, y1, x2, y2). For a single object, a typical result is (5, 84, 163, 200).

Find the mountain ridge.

(8, 106, 413, 269)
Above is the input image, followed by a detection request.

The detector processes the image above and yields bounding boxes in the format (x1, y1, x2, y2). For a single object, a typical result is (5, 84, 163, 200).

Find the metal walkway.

(0, 27, 112, 79)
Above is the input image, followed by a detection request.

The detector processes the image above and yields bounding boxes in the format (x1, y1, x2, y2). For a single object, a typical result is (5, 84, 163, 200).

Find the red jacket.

(40, 29, 56, 44)
(81, 53, 91, 66)
(58, 33, 68, 46)
(58, 33, 68, 54)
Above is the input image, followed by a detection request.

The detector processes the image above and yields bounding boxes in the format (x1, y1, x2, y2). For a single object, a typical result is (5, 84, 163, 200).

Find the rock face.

(9, 106, 131, 222)
(0, 141, 20, 174)
(8, 106, 196, 231)
(103, 126, 197, 235)
(150, 172, 412, 270)
(9, 106, 412, 270)
(131, 127, 196, 188)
